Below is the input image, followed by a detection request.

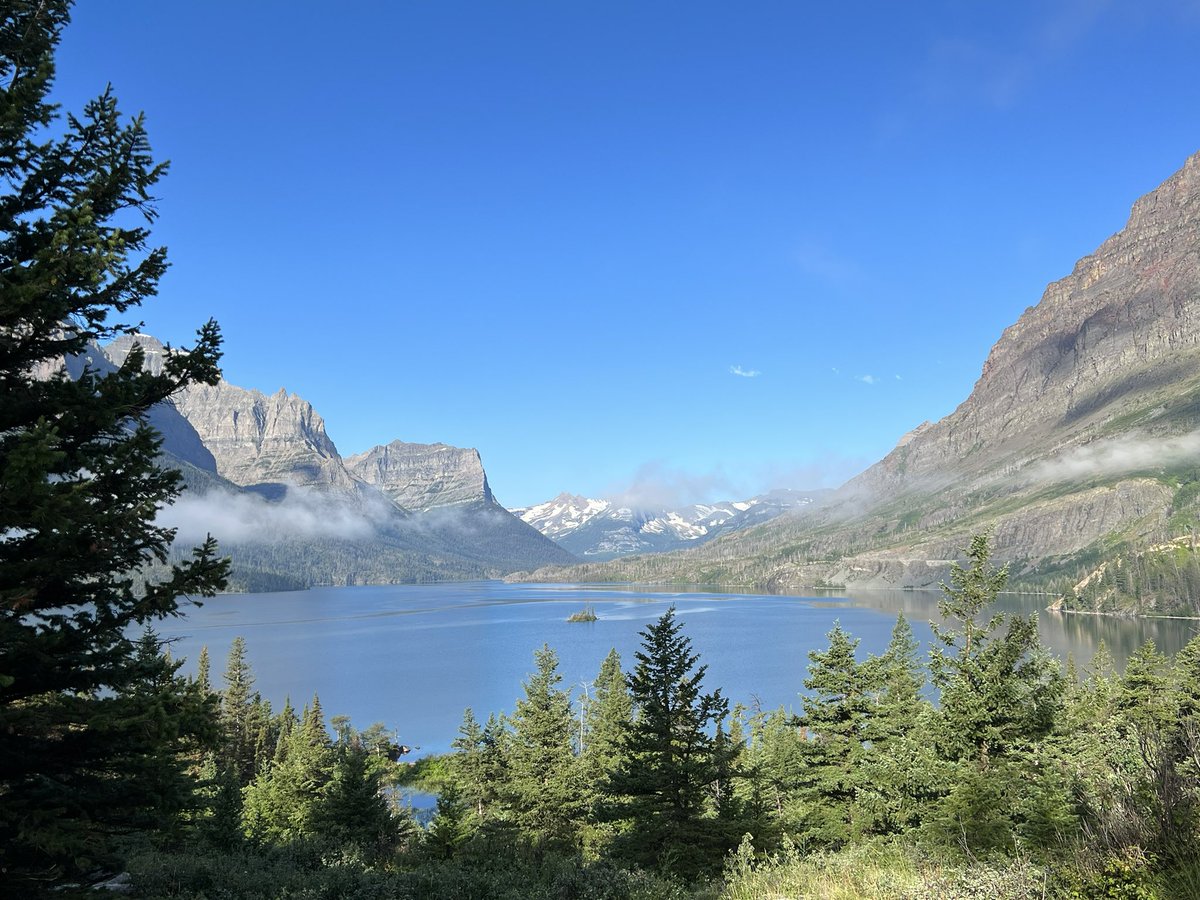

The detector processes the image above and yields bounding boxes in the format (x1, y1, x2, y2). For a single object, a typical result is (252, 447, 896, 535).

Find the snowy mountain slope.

(512, 489, 827, 560)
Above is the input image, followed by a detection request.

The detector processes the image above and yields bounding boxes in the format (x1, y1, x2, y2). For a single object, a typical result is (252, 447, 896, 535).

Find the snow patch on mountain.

(512, 488, 828, 560)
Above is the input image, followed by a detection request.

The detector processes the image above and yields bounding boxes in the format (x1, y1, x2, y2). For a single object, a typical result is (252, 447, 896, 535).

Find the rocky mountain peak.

(850, 150, 1200, 503)
(103, 333, 169, 375)
(344, 440, 495, 511)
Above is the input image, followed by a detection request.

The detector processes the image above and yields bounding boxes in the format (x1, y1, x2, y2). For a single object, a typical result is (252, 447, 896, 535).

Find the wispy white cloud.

(159, 484, 390, 545)
(730, 365, 761, 378)
(856, 374, 877, 385)
(1023, 430, 1200, 484)
(606, 461, 739, 510)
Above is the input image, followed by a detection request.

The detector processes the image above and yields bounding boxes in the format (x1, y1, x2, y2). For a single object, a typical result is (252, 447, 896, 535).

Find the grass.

(719, 839, 1051, 900)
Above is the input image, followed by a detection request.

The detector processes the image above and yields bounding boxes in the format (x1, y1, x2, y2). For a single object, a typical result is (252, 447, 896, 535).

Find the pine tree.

(241, 696, 335, 843)
(797, 622, 871, 846)
(927, 532, 1066, 854)
(312, 742, 401, 857)
(220, 636, 259, 785)
(116, 630, 221, 837)
(196, 645, 212, 693)
(857, 613, 937, 837)
(0, 1, 227, 881)
(606, 607, 732, 878)
(579, 648, 634, 855)
(505, 644, 583, 850)
(866, 613, 925, 747)
(451, 708, 490, 821)
(743, 706, 806, 834)
(581, 648, 633, 786)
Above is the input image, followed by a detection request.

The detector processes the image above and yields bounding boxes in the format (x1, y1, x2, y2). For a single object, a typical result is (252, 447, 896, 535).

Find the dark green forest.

(3, 2, 1200, 897)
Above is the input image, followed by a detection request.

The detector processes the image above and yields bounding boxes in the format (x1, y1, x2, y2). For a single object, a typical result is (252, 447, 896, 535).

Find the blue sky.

(53, 1, 1200, 508)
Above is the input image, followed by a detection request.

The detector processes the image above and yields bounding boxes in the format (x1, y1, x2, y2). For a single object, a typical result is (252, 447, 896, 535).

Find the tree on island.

(0, 0, 227, 883)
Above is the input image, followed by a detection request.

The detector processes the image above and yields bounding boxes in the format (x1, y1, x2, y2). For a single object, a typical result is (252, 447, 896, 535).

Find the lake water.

(157, 582, 1197, 757)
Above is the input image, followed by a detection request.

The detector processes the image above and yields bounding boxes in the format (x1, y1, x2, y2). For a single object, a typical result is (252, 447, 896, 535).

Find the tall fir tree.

(581, 647, 633, 786)
(606, 607, 732, 878)
(241, 695, 335, 843)
(0, 0, 227, 882)
(451, 708, 491, 821)
(796, 622, 871, 846)
(505, 644, 584, 850)
(857, 613, 938, 837)
(927, 532, 1067, 854)
(220, 636, 259, 785)
(579, 648, 633, 855)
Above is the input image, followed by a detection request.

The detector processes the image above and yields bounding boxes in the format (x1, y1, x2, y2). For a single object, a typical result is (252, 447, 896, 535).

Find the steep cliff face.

(344, 441, 494, 510)
(517, 151, 1200, 590)
(100, 335, 575, 584)
(853, 150, 1200, 500)
(170, 381, 355, 491)
(106, 333, 354, 491)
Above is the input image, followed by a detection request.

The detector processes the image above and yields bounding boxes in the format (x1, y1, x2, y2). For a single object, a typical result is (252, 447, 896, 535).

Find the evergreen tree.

(0, 0, 227, 881)
(196, 645, 211, 693)
(452, 708, 491, 821)
(1114, 640, 1194, 852)
(796, 622, 871, 846)
(865, 613, 925, 748)
(116, 630, 221, 837)
(220, 636, 259, 785)
(927, 532, 1066, 854)
(581, 647, 633, 786)
(241, 696, 335, 843)
(858, 613, 938, 837)
(606, 607, 732, 878)
(424, 781, 471, 859)
(312, 741, 402, 856)
(743, 706, 806, 835)
(505, 644, 583, 850)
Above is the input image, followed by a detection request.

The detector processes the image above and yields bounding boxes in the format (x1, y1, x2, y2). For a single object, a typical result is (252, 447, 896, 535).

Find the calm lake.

(158, 582, 1197, 757)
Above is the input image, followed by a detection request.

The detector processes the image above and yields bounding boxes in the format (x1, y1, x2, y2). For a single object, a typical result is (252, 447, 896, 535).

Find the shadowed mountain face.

(98, 337, 575, 588)
(516, 151, 1200, 592)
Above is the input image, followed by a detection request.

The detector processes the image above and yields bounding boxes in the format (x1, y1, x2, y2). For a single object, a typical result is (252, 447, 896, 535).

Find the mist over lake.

(158, 581, 1193, 756)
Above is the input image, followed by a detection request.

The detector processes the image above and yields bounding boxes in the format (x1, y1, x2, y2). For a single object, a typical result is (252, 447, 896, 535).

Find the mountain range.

(95, 335, 575, 589)
(514, 150, 1200, 614)
(511, 489, 827, 560)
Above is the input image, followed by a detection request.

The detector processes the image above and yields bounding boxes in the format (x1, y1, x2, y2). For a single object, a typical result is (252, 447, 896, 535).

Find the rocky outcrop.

(106, 334, 355, 491)
(345, 441, 494, 510)
(171, 380, 355, 491)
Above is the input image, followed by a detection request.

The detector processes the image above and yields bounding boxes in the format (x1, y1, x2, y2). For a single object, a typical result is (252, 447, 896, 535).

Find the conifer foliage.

(606, 606, 734, 877)
(0, 0, 227, 881)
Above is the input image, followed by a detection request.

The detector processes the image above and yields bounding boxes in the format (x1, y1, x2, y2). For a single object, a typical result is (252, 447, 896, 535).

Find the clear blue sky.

(53, 1, 1200, 509)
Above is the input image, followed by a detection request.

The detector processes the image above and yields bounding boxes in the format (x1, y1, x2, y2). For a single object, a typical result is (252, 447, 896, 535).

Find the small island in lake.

(566, 605, 598, 623)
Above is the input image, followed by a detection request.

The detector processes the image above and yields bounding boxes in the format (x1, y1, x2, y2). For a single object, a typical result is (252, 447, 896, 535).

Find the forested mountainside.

(517, 151, 1200, 612)
(98, 336, 575, 588)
